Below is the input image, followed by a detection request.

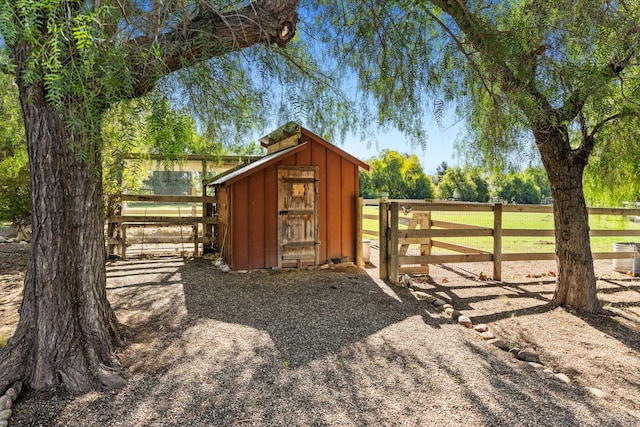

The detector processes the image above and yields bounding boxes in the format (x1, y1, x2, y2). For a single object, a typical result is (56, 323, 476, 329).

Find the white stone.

(528, 362, 544, 369)
(4, 389, 16, 401)
(221, 265, 231, 273)
(213, 260, 223, 267)
(0, 409, 11, 421)
(0, 236, 6, 243)
(444, 307, 454, 316)
(0, 419, 8, 427)
(442, 304, 453, 310)
(237, 270, 249, 274)
(480, 331, 495, 340)
(457, 315, 473, 328)
(413, 291, 431, 301)
(555, 373, 571, 384)
(6, 239, 13, 243)
(486, 338, 509, 350)
(473, 324, 489, 333)
(18, 241, 28, 245)
(517, 349, 541, 363)
(588, 387, 606, 398)
(0, 396, 10, 410)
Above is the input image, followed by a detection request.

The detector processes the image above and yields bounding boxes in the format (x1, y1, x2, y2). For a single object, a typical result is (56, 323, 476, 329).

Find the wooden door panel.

(278, 166, 319, 267)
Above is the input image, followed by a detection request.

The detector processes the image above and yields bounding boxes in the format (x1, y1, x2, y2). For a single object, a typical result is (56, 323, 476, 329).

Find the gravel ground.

(1, 241, 640, 426)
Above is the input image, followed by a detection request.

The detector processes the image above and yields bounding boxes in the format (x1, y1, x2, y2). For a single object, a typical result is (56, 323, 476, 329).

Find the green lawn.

(362, 205, 640, 254)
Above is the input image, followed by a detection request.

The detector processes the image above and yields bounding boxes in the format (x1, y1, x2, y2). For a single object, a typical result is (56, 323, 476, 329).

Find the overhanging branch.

(125, 0, 300, 98)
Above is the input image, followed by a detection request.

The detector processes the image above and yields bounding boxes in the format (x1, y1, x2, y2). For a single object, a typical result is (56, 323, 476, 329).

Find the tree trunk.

(0, 65, 125, 393)
(535, 125, 601, 313)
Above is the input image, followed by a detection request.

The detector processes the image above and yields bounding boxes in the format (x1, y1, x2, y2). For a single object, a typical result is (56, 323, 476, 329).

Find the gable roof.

(209, 125, 369, 186)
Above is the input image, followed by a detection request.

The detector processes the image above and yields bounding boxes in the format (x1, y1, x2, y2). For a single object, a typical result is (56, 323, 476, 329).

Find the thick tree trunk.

(0, 67, 125, 392)
(535, 125, 601, 313)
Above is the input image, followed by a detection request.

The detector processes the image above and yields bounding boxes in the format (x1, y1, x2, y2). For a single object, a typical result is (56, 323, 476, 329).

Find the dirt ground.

(1, 241, 640, 426)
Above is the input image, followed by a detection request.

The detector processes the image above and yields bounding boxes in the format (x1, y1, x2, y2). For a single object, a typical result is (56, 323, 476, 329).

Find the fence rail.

(106, 194, 217, 258)
(367, 199, 640, 284)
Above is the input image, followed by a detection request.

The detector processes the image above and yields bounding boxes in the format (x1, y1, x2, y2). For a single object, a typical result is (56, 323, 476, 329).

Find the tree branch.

(125, 0, 300, 98)
(428, 0, 551, 113)
(574, 110, 636, 162)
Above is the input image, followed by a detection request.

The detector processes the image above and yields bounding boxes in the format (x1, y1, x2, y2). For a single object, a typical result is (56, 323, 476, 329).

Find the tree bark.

(0, 46, 125, 393)
(535, 124, 601, 313)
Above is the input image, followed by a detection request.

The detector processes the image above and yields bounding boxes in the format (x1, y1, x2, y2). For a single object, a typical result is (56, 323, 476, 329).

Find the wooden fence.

(106, 194, 217, 258)
(367, 200, 640, 284)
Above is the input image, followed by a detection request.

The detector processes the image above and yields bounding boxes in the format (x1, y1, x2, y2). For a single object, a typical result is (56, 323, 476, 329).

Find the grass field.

(362, 205, 640, 254)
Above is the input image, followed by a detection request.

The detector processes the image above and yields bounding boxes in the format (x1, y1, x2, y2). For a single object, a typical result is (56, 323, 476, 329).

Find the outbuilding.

(210, 123, 369, 270)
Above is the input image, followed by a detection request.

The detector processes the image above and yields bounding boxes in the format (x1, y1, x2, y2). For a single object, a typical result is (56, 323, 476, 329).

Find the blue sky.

(340, 118, 465, 175)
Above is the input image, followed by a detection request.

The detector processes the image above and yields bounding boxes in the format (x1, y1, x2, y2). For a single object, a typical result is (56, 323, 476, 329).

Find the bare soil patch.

(1, 242, 640, 426)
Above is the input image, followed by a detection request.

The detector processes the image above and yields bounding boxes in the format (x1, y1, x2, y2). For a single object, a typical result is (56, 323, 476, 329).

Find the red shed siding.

(216, 131, 366, 270)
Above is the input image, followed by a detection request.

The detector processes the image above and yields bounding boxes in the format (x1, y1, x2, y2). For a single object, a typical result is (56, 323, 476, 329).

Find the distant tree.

(404, 155, 436, 199)
(523, 167, 551, 199)
(469, 168, 490, 203)
(496, 173, 542, 205)
(0, 74, 29, 227)
(437, 166, 480, 202)
(434, 161, 449, 184)
(362, 149, 434, 199)
(359, 169, 377, 198)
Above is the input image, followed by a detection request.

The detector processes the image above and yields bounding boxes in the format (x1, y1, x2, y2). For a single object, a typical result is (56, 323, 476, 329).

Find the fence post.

(355, 197, 364, 268)
(379, 199, 388, 280)
(121, 224, 128, 260)
(202, 182, 214, 254)
(493, 203, 503, 281)
(390, 202, 399, 284)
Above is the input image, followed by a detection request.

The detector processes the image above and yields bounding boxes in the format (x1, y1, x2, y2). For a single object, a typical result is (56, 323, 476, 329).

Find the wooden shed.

(210, 123, 369, 270)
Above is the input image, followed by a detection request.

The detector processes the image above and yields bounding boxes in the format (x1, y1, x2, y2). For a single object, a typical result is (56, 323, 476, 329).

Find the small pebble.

(413, 291, 430, 300)
(432, 298, 446, 307)
(588, 387, 606, 398)
(473, 324, 489, 333)
(517, 349, 541, 363)
(480, 331, 495, 340)
(457, 315, 473, 328)
(555, 373, 571, 384)
(4, 389, 16, 402)
(486, 338, 509, 350)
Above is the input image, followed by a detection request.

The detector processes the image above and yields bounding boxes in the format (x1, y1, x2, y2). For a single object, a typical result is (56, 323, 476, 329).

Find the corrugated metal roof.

(209, 143, 307, 186)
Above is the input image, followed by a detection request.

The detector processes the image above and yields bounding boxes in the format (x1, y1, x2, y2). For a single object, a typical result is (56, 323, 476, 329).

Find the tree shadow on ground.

(9, 257, 639, 426)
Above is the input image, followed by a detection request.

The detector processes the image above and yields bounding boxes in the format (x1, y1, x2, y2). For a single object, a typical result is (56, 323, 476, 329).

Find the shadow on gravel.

(459, 341, 632, 427)
(178, 260, 442, 367)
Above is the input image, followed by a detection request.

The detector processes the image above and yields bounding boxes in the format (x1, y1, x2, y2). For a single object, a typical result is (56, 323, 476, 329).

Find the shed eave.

(209, 143, 308, 186)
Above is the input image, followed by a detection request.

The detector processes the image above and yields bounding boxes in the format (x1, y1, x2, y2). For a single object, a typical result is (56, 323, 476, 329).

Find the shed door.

(278, 166, 319, 267)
